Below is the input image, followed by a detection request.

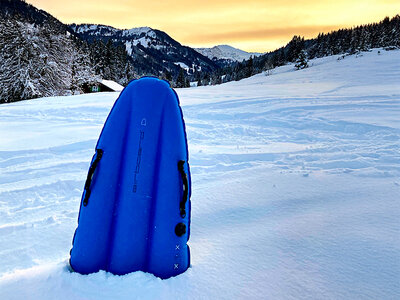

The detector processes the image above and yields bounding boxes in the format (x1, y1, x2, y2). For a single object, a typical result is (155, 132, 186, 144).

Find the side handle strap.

(82, 149, 103, 206)
(178, 160, 189, 218)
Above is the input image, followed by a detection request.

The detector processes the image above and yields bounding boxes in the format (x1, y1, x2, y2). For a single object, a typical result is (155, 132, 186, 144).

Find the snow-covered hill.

(0, 49, 399, 299)
(195, 44, 262, 61)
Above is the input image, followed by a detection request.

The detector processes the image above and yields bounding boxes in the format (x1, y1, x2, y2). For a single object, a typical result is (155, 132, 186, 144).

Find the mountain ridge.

(69, 23, 219, 79)
(195, 45, 263, 62)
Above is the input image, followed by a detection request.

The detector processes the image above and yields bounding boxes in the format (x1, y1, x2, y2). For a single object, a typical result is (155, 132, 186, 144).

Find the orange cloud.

(28, 0, 400, 52)
(187, 25, 344, 43)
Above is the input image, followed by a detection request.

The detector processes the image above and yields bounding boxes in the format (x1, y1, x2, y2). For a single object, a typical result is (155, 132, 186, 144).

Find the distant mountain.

(70, 24, 219, 80)
(195, 45, 262, 62)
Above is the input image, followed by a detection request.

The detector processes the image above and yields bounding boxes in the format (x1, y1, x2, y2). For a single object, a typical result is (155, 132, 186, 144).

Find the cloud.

(187, 25, 344, 44)
(28, 0, 400, 52)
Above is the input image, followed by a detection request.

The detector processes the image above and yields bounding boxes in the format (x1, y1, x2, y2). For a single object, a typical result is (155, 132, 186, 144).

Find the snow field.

(0, 49, 399, 299)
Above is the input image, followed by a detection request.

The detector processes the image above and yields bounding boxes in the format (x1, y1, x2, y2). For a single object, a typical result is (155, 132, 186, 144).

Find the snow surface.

(0, 49, 399, 299)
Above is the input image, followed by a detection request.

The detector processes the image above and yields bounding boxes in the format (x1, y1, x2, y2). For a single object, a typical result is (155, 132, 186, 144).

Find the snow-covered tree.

(70, 44, 99, 94)
(294, 50, 309, 70)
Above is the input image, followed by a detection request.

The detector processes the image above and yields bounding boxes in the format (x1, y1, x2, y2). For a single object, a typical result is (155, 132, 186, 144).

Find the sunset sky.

(28, 0, 399, 52)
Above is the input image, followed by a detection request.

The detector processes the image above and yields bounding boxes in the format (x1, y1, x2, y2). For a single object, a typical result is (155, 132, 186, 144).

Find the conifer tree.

(176, 69, 186, 88)
(294, 50, 309, 70)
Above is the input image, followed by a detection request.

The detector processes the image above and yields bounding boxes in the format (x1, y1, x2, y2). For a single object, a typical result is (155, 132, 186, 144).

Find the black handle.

(178, 160, 189, 218)
(82, 149, 103, 206)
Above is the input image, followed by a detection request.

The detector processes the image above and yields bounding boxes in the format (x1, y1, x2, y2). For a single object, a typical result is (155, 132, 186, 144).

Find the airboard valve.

(175, 222, 186, 237)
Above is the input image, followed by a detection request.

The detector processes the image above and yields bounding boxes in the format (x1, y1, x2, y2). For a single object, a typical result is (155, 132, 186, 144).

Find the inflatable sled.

(70, 77, 191, 279)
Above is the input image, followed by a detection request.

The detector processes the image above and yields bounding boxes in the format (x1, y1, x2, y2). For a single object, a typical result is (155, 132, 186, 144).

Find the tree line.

(207, 15, 400, 84)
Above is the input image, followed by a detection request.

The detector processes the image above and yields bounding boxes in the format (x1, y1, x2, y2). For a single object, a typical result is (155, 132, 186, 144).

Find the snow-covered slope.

(195, 44, 262, 61)
(0, 49, 399, 299)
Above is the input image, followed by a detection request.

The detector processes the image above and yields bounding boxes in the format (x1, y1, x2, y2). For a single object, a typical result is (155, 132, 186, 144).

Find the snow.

(73, 25, 164, 57)
(0, 48, 399, 299)
(175, 62, 200, 74)
(174, 62, 190, 72)
(121, 27, 154, 38)
(132, 36, 152, 47)
(73, 25, 156, 42)
(100, 80, 124, 92)
(75, 25, 116, 36)
(125, 41, 133, 55)
(152, 44, 166, 50)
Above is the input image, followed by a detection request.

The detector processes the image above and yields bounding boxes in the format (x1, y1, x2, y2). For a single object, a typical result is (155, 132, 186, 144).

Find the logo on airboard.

(133, 120, 146, 193)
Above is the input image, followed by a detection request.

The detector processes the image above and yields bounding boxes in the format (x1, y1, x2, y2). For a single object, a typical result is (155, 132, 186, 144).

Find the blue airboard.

(70, 77, 191, 279)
